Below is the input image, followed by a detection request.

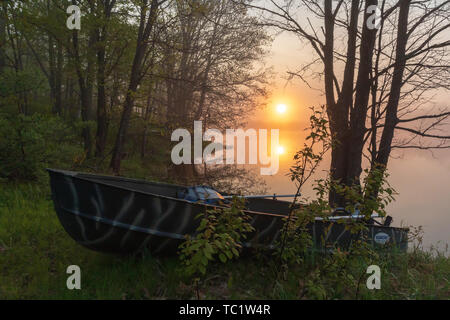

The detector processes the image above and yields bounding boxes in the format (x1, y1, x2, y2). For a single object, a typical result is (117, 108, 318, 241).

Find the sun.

(277, 146, 285, 155)
(276, 103, 287, 114)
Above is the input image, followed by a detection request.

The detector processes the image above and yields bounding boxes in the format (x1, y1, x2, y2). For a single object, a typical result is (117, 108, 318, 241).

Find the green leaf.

(219, 253, 227, 263)
(225, 250, 233, 259)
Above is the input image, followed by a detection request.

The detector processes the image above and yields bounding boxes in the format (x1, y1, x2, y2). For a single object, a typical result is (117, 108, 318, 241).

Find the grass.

(0, 183, 448, 300)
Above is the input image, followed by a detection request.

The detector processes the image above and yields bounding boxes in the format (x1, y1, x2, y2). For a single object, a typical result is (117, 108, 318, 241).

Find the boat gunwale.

(47, 168, 290, 219)
(46, 168, 409, 232)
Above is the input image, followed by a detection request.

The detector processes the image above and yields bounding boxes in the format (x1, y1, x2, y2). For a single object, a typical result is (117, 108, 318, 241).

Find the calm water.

(259, 152, 450, 251)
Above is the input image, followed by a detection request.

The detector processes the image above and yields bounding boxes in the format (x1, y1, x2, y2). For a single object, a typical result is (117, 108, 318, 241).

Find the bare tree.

(247, 0, 450, 205)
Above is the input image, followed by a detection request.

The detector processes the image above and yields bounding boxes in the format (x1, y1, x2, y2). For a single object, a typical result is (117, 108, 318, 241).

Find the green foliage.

(328, 166, 397, 219)
(0, 69, 46, 111)
(275, 105, 330, 271)
(276, 209, 314, 266)
(0, 113, 81, 181)
(178, 196, 254, 277)
(274, 105, 400, 298)
(289, 106, 331, 186)
(0, 184, 448, 300)
(272, 167, 400, 298)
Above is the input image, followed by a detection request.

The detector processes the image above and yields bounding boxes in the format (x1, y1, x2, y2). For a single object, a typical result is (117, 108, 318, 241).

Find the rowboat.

(47, 169, 409, 254)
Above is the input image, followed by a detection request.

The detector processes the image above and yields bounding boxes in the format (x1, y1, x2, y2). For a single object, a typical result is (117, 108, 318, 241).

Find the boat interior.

(75, 171, 291, 216)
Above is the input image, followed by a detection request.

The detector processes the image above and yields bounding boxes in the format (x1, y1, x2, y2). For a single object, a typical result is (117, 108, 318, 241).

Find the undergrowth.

(0, 184, 448, 300)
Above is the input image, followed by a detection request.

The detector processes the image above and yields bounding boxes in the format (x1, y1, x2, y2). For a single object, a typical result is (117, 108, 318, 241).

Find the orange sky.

(244, 31, 450, 251)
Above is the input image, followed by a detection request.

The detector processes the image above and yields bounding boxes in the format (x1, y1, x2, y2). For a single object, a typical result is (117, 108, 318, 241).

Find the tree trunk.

(376, 0, 411, 167)
(328, 0, 379, 206)
(95, 0, 115, 157)
(72, 28, 94, 158)
(324, 0, 345, 206)
(110, 0, 159, 173)
(48, 34, 61, 115)
(141, 81, 157, 159)
(55, 41, 63, 115)
(345, 0, 378, 185)
(96, 38, 108, 157)
(0, 4, 6, 74)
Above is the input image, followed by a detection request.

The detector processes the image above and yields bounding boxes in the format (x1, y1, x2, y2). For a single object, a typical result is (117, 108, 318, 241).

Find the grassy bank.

(0, 183, 448, 300)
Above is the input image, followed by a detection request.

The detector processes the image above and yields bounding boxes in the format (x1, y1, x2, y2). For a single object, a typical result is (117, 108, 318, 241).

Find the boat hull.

(48, 169, 408, 254)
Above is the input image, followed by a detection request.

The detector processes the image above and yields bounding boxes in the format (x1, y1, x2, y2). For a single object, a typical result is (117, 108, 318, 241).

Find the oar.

(222, 194, 298, 200)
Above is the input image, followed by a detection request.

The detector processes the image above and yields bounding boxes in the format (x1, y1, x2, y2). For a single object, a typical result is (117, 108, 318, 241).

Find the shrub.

(178, 196, 254, 277)
(0, 113, 81, 181)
